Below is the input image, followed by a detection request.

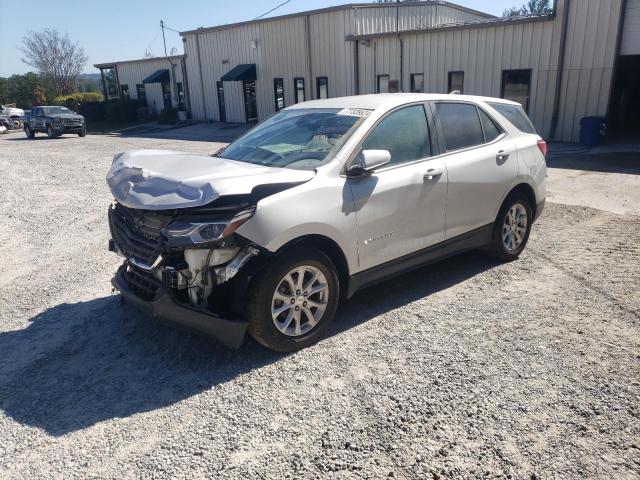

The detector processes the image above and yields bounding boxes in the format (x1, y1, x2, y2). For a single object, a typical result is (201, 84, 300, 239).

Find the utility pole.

(160, 20, 179, 111)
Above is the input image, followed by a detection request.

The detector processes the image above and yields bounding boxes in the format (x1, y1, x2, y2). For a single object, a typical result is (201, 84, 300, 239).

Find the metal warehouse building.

(95, 0, 640, 142)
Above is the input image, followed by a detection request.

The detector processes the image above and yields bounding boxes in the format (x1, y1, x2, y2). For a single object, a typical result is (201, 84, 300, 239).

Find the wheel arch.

(498, 182, 538, 222)
(275, 234, 351, 299)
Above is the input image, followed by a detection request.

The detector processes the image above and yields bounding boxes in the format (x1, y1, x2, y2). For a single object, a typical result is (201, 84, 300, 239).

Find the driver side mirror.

(347, 149, 391, 177)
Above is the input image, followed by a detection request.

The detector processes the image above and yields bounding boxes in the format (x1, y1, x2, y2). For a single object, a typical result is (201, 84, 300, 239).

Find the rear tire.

(245, 247, 340, 352)
(24, 125, 35, 138)
(487, 194, 533, 261)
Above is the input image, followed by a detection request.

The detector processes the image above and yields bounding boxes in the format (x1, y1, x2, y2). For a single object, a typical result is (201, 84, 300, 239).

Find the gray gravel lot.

(0, 130, 639, 479)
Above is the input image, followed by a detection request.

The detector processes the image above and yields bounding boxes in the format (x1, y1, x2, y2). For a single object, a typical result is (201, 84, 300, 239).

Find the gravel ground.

(0, 131, 639, 479)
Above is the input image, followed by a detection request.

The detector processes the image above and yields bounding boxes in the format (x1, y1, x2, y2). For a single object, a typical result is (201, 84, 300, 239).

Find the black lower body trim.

(112, 266, 248, 348)
(346, 223, 493, 298)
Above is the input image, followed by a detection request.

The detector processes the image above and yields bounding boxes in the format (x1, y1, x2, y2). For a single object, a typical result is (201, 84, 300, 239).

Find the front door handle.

(497, 150, 510, 162)
(423, 168, 443, 181)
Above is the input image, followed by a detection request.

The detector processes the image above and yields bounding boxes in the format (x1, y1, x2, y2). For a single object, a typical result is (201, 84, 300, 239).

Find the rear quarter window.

(488, 102, 537, 134)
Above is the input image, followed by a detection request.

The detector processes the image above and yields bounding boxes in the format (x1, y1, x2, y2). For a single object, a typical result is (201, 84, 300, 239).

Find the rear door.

(347, 103, 447, 271)
(431, 101, 518, 239)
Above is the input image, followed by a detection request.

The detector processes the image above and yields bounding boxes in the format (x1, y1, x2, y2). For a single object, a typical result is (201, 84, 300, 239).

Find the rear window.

(487, 102, 536, 134)
(436, 102, 484, 151)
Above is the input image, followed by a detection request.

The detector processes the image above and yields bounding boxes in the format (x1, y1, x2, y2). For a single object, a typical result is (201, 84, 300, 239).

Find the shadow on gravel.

(4, 136, 74, 141)
(0, 251, 496, 436)
(547, 152, 640, 175)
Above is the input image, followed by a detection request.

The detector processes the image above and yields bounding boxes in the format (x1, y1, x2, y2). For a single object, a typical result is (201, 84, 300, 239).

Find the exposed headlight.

(163, 208, 255, 246)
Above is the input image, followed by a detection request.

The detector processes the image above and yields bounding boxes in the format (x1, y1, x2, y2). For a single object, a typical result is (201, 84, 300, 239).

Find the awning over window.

(221, 64, 256, 82)
(143, 69, 170, 84)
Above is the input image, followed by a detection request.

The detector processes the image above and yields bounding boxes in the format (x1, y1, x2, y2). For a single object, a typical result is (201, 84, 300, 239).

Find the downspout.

(305, 15, 314, 99)
(549, 0, 571, 141)
(181, 56, 192, 117)
(605, 0, 628, 123)
(354, 40, 360, 95)
(396, 1, 404, 92)
(194, 32, 208, 120)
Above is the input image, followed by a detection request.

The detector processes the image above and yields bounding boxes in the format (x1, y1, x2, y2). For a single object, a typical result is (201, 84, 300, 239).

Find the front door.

(161, 83, 171, 110)
(348, 103, 447, 271)
(432, 101, 518, 239)
(243, 80, 257, 123)
(216, 81, 226, 122)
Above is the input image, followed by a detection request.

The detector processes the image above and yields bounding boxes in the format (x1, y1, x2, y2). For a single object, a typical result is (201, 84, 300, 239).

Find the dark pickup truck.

(24, 106, 86, 138)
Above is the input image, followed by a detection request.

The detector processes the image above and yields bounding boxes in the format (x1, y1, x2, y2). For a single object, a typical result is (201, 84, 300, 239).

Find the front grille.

(109, 203, 172, 267)
(62, 118, 81, 126)
(122, 264, 162, 301)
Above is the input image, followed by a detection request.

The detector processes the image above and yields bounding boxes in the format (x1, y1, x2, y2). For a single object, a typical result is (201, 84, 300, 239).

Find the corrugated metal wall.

(555, 0, 623, 141)
(620, 0, 640, 54)
(357, 0, 623, 142)
(183, 2, 489, 123)
(115, 58, 184, 115)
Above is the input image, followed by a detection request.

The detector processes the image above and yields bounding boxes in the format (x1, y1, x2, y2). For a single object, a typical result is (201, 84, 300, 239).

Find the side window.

(273, 78, 285, 111)
(435, 102, 484, 151)
(294, 78, 305, 103)
(362, 104, 431, 166)
(478, 109, 502, 143)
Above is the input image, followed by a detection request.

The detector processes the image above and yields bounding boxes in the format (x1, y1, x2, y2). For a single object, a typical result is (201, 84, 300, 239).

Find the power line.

(254, 0, 292, 20)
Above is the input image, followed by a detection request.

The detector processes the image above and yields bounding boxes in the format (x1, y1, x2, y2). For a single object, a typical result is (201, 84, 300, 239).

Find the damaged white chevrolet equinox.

(107, 94, 546, 351)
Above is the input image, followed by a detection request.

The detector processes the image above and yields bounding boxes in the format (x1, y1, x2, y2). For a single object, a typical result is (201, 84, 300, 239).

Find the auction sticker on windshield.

(336, 108, 372, 117)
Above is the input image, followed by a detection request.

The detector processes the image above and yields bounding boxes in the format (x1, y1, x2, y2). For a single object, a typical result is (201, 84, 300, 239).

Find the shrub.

(158, 107, 178, 125)
(79, 101, 106, 122)
(105, 99, 139, 123)
(53, 92, 104, 109)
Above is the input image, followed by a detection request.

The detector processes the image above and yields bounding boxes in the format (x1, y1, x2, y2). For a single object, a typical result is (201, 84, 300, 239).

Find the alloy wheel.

(271, 265, 329, 337)
(502, 203, 528, 252)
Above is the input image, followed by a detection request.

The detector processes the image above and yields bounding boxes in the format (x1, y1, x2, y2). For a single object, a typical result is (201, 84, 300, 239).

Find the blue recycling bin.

(579, 116, 607, 147)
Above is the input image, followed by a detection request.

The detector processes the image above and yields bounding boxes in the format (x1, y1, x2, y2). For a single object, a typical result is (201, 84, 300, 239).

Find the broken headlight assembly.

(162, 208, 255, 247)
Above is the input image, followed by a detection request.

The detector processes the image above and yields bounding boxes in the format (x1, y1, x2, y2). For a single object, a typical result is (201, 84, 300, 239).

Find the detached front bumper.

(112, 265, 248, 349)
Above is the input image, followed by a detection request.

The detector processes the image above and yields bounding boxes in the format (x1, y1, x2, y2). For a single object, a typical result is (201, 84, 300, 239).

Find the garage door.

(621, 0, 640, 55)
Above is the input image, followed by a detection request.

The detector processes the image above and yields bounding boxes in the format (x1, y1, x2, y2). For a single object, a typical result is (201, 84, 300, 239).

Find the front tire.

(245, 247, 340, 352)
(487, 195, 532, 261)
(78, 128, 86, 137)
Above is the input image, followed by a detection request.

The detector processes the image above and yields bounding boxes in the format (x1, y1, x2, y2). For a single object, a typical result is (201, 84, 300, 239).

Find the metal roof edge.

(93, 55, 185, 69)
(179, 1, 494, 36)
(345, 12, 555, 41)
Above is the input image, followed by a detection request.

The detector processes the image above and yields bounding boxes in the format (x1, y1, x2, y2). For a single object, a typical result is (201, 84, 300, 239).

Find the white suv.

(107, 94, 546, 351)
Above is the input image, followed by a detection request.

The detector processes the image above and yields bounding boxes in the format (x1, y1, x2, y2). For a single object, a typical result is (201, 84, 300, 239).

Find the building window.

(136, 84, 146, 103)
(410, 74, 424, 93)
(274, 78, 285, 111)
(294, 77, 305, 103)
(119, 84, 129, 99)
(176, 82, 185, 110)
(377, 75, 390, 93)
(316, 77, 328, 99)
(501, 69, 532, 113)
(448, 71, 464, 94)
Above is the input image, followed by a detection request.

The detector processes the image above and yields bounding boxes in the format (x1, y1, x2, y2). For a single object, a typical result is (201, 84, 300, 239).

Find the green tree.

(2, 72, 52, 108)
(19, 29, 87, 96)
(504, 0, 552, 16)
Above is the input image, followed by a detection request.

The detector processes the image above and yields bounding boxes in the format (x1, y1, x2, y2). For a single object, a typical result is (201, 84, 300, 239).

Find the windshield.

(43, 107, 72, 115)
(220, 108, 367, 170)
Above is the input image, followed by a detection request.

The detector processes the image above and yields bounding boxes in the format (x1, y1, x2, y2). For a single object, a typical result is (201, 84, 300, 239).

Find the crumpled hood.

(106, 149, 315, 210)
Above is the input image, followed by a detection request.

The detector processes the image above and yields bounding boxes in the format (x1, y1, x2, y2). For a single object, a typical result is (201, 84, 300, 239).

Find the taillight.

(537, 139, 548, 157)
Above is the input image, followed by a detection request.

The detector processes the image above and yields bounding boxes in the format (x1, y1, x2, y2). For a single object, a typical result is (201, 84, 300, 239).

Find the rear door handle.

(423, 168, 443, 181)
(497, 150, 510, 162)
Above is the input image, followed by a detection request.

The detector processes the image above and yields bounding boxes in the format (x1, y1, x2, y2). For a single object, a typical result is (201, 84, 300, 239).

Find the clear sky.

(0, 0, 519, 77)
